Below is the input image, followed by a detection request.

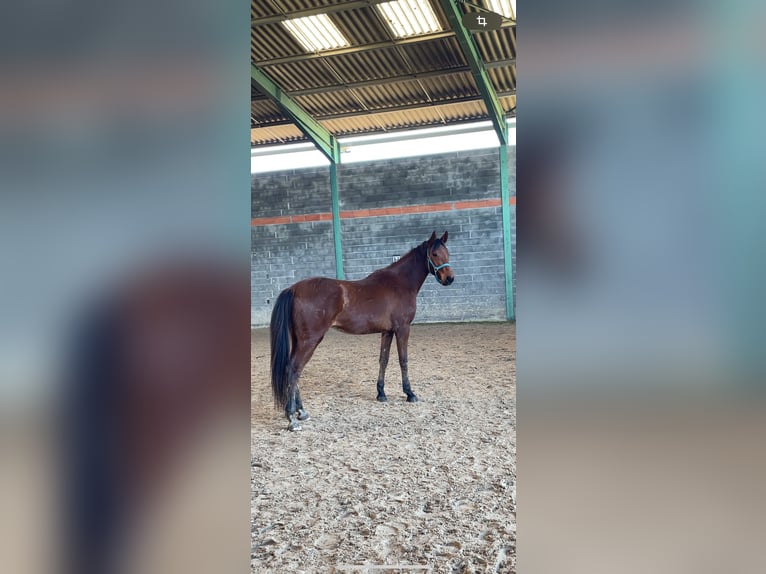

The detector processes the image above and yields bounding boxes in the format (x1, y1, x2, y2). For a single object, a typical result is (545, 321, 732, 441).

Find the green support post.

(330, 162, 344, 279)
(500, 143, 515, 320)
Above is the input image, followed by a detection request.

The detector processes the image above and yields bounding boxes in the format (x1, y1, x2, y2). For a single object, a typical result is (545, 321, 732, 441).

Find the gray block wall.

(251, 222, 335, 325)
(251, 168, 336, 325)
(338, 149, 504, 208)
(252, 168, 331, 217)
(252, 147, 516, 326)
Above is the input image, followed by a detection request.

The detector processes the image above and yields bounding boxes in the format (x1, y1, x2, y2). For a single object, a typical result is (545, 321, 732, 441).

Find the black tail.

(270, 288, 294, 409)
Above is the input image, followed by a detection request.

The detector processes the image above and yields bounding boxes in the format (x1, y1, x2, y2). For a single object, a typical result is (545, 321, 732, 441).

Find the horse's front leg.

(395, 326, 418, 402)
(376, 331, 394, 402)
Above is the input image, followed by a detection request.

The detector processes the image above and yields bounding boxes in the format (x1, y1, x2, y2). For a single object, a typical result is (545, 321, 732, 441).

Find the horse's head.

(426, 231, 454, 286)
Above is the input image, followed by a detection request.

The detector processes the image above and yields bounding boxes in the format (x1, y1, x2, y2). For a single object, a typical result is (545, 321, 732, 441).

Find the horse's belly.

(331, 297, 395, 333)
(332, 311, 391, 334)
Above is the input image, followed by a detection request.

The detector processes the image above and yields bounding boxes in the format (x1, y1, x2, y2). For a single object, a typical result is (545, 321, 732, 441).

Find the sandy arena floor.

(252, 322, 516, 573)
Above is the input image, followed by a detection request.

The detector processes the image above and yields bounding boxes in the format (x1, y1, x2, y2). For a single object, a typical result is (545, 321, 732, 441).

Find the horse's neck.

(400, 245, 429, 292)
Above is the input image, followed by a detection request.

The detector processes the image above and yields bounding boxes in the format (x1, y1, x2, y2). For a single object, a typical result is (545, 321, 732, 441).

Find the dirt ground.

(251, 322, 516, 574)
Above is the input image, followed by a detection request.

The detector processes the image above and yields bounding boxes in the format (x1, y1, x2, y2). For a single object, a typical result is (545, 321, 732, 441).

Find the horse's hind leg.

(284, 334, 324, 431)
(285, 395, 308, 431)
(376, 331, 394, 402)
(285, 385, 301, 431)
(285, 371, 308, 431)
(295, 387, 310, 421)
(395, 326, 418, 402)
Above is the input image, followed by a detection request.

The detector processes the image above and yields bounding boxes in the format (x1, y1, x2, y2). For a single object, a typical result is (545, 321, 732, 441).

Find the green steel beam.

(500, 143, 515, 320)
(437, 0, 509, 145)
(330, 162, 344, 279)
(252, 82, 516, 102)
(251, 63, 340, 163)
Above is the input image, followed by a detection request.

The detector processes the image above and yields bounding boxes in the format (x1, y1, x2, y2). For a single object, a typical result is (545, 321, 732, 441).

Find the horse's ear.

(440, 230, 449, 244)
(428, 231, 437, 244)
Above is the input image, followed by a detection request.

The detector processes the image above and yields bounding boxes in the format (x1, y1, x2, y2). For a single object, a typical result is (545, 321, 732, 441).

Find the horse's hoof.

(406, 394, 419, 403)
(286, 413, 302, 431)
(297, 409, 311, 421)
(377, 395, 388, 402)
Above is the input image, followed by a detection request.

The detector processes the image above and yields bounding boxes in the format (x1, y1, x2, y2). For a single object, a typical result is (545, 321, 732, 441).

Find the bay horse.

(270, 231, 455, 431)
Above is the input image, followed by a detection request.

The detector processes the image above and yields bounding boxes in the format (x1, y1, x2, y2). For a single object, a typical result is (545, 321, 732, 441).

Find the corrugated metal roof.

(265, 59, 341, 92)
(399, 36, 468, 70)
(250, 124, 305, 146)
(332, 8, 394, 45)
(319, 48, 411, 83)
(488, 66, 515, 94)
(418, 71, 481, 100)
(296, 91, 366, 116)
(251, 0, 515, 146)
(500, 94, 516, 114)
(352, 80, 430, 109)
(250, 99, 284, 125)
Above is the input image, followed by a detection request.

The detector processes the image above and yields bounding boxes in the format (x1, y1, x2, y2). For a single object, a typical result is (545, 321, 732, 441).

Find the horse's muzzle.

(442, 275, 454, 286)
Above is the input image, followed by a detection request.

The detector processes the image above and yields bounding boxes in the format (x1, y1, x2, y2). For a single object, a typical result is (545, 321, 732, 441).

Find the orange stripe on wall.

(251, 215, 292, 226)
(251, 197, 515, 227)
(454, 199, 501, 210)
(291, 213, 332, 223)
